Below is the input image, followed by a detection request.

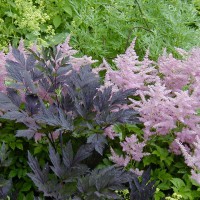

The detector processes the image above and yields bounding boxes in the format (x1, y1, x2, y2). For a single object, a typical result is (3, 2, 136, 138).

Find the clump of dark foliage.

(0, 45, 139, 151)
(0, 44, 156, 199)
(28, 141, 156, 200)
(130, 168, 156, 200)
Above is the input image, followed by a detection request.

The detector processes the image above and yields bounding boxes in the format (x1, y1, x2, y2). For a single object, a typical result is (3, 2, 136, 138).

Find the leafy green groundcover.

(1, 0, 200, 62)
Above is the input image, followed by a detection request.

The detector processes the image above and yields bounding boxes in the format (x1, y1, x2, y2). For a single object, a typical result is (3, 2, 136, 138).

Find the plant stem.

(46, 132, 56, 151)
(135, 0, 150, 29)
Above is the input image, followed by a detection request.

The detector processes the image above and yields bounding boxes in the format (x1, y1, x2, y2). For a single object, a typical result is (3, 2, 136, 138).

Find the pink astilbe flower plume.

(58, 35, 97, 71)
(111, 39, 158, 91)
(176, 137, 200, 184)
(130, 82, 176, 138)
(104, 125, 117, 140)
(172, 90, 199, 129)
(170, 126, 200, 155)
(110, 148, 130, 167)
(158, 52, 189, 92)
(158, 47, 200, 93)
(97, 38, 158, 92)
(109, 134, 148, 166)
(94, 58, 119, 92)
(120, 135, 148, 162)
(58, 35, 78, 56)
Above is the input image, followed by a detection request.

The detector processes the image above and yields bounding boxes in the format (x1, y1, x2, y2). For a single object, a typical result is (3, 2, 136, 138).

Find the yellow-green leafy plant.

(1, 0, 200, 63)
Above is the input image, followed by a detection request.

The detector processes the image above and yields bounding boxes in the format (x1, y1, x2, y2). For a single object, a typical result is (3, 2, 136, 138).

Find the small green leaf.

(17, 168, 25, 178)
(9, 170, 17, 178)
(152, 145, 169, 161)
(164, 156, 173, 166)
(17, 192, 25, 200)
(197, 108, 200, 116)
(143, 155, 158, 166)
(171, 178, 185, 189)
(154, 190, 165, 200)
(21, 182, 32, 192)
(25, 192, 34, 200)
(157, 169, 172, 181)
(158, 181, 171, 190)
(113, 124, 124, 140)
(96, 164, 106, 169)
(126, 124, 143, 135)
(16, 143, 23, 150)
(63, 6, 72, 16)
(34, 145, 43, 155)
(53, 15, 61, 28)
(103, 158, 112, 166)
(9, 142, 15, 150)
(182, 85, 189, 91)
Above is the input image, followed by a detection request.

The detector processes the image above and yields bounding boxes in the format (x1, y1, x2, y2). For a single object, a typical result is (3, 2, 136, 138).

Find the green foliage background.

(0, 119, 49, 199)
(0, 0, 200, 61)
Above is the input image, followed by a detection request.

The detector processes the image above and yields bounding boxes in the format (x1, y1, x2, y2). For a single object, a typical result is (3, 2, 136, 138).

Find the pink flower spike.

(104, 125, 117, 140)
(110, 148, 130, 167)
(34, 133, 44, 142)
(58, 35, 78, 56)
(120, 135, 148, 162)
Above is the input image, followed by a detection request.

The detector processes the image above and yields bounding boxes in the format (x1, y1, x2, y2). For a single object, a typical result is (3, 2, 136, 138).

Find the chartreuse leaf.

(171, 178, 185, 189)
(113, 124, 124, 141)
(154, 189, 165, 200)
(143, 154, 159, 166)
(126, 124, 143, 135)
(63, 3, 72, 16)
(53, 15, 62, 28)
(152, 145, 173, 166)
(170, 178, 191, 199)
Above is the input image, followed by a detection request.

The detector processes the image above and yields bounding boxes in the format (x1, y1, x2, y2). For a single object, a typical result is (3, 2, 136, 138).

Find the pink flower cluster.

(159, 48, 200, 93)
(130, 82, 176, 137)
(104, 125, 117, 140)
(131, 85, 200, 140)
(58, 35, 97, 71)
(110, 134, 148, 165)
(96, 39, 200, 180)
(120, 134, 148, 162)
(96, 39, 158, 92)
(110, 148, 130, 167)
(177, 137, 200, 184)
(109, 134, 148, 175)
(101, 40, 200, 144)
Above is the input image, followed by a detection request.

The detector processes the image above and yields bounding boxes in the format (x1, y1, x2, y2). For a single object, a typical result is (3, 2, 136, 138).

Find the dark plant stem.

(59, 131, 63, 155)
(46, 132, 56, 151)
(135, 0, 150, 29)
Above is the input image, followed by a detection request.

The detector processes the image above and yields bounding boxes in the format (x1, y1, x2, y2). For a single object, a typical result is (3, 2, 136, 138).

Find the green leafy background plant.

(1, 0, 200, 62)
(0, 119, 49, 199)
